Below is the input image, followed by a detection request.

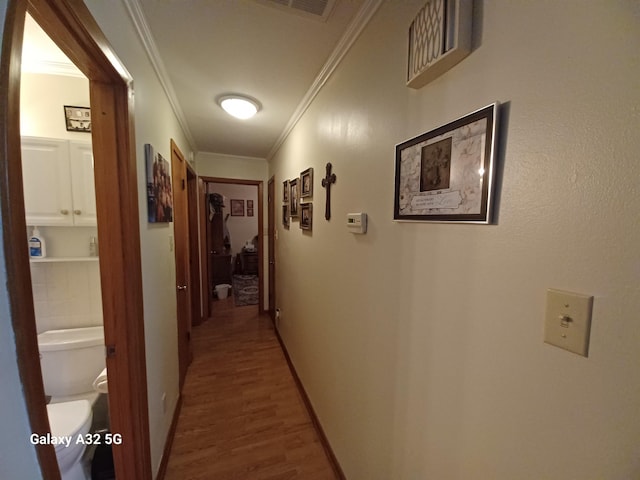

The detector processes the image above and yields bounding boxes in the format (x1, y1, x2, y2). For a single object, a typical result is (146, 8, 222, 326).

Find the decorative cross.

(321, 162, 336, 220)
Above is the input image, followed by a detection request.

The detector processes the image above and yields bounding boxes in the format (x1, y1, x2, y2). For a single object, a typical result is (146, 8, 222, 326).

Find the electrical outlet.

(544, 289, 593, 357)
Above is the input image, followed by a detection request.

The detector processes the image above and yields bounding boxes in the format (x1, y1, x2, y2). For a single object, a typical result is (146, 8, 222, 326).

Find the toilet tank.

(37, 326, 105, 397)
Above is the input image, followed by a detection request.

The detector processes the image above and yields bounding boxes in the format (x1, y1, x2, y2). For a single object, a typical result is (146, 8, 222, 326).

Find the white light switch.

(544, 289, 593, 357)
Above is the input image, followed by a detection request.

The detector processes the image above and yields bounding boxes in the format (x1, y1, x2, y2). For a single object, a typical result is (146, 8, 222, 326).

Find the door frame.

(267, 176, 276, 322)
(187, 163, 203, 326)
(201, 176, 264, 312)
(1, 1, 151, 478)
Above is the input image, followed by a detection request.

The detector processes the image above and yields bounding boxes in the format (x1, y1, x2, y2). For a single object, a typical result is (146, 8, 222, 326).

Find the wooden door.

(187, 166, 202, 326)
(170, 140, 192, 389)
(268, 176, 276, 321)
(198, 178, 210, 319)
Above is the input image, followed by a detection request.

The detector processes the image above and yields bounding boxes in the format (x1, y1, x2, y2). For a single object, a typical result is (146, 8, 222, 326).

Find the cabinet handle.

(74, 209, 82, 215)
(60, 209, 69, 215)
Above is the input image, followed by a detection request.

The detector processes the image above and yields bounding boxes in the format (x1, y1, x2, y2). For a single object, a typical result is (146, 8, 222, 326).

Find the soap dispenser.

(28, 226, 46, 258)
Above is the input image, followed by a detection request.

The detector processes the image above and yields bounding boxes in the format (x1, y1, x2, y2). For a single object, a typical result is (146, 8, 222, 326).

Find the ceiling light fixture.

(217, 94, 261, 120)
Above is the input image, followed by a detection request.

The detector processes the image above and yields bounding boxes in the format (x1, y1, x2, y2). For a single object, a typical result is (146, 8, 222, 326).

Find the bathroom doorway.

(21, 15, 110, 477)
(2, 1, 151, 479)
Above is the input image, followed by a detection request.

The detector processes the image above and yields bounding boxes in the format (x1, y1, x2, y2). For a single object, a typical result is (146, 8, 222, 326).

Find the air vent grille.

(258, 0, 336, 20)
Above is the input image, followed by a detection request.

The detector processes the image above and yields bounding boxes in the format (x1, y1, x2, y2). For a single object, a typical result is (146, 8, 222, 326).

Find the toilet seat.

(47, 400, 92, 470)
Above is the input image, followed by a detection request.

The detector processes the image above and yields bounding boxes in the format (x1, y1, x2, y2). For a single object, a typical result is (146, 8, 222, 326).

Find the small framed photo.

(300, 168, 313, 198)
(394, 103, 499, 223)
(230, 199, 245, 216)
(282, 204, 290, 228)
(247, 208, 254, 217)
(300, 203, 312, 231)
(289, 178, 299, 217)
(282, 180, 290, 203)
(63, 105, 91, 132)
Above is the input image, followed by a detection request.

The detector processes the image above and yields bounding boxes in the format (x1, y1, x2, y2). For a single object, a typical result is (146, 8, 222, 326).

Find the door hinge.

(106, 344, 116, 358)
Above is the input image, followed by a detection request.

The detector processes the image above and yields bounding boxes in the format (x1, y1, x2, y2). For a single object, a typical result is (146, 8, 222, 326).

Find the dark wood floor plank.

(164, 300, 337, 480)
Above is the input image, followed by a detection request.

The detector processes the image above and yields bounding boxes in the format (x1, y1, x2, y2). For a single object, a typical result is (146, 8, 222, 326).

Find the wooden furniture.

(239, 250, 258, 275)
(211, 254, 232, 288)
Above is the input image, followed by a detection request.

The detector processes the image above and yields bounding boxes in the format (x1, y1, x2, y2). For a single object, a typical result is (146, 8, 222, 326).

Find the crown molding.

(21, 60, 84, 78)
(122, 0, 197, 152)
(266, 0, 384, 160)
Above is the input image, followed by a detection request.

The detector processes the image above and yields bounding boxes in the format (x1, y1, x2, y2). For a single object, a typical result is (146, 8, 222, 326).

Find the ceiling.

(23, 0, 383, 159)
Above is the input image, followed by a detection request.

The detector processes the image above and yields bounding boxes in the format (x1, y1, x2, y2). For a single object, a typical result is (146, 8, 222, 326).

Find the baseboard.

(274, 331, 346, 480)
(155, 394, 183, 480)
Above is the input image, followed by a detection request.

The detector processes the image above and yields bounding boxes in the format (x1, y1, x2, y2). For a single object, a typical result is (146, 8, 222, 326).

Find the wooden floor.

(164, 299, 338, 480)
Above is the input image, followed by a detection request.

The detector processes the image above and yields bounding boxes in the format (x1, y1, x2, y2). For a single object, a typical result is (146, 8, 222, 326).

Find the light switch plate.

(544, 289, 593, 357)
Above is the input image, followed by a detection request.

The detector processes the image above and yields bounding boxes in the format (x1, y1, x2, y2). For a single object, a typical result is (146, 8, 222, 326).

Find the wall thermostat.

(347, 213, 367, 234)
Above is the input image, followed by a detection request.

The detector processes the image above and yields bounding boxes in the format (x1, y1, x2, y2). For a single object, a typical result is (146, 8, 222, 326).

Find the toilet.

(37, 326, 106, 480)
(46, 400, 93, 480)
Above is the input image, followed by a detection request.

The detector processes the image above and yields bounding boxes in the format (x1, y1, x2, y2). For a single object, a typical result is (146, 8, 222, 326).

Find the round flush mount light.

(217, 94, 261, 120)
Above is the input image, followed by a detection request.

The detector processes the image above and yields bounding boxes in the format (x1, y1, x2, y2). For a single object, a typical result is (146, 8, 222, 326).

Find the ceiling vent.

(255, 0, 336, 21)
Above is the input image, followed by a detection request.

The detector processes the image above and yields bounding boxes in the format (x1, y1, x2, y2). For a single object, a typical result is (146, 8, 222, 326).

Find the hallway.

(164, 299, 338, 479)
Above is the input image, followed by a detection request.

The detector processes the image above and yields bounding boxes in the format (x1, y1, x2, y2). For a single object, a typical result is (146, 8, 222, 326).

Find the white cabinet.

(21, 137, 96, 226)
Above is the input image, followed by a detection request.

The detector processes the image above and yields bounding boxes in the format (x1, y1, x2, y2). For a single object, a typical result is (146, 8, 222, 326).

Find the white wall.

(20, 72, 90, 140)
(83, 2, 194, 476)
(270, 1, 640, 479)
(209, 182, 259, 257)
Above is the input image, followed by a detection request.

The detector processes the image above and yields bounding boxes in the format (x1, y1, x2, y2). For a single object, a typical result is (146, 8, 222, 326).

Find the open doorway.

(20, 13, 111, 479)
(2, 1, 151, 478)
(202, 177, 264, 314)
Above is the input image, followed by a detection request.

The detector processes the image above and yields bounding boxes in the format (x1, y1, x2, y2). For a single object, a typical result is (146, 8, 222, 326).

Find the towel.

(93, 368, 108, 393)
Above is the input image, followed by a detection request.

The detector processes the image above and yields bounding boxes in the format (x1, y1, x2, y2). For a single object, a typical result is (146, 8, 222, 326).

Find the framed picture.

(63, 105, 91, 132)
(300, 203, 312, 231)
(145, 144, 173, 223)
(394, 103, 499, 223)
(289, 178, 299, 217)
(282, 204, 290, 228)
(247, 200, 254, 209)
(230, 199, 245, 216)
(247, 208, 254, 217)
(300, 168, 313, 198)
(282, 180, 289, 203)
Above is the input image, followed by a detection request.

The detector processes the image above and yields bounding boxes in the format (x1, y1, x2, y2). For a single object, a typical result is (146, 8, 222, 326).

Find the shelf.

(29, 256, 99, 263)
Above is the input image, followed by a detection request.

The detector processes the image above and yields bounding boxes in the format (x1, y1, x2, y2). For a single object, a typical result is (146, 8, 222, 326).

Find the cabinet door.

(21, 137, 73, 226)
(69, 142, 97, 226)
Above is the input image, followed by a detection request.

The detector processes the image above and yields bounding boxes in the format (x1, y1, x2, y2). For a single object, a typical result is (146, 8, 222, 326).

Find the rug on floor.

(232, 275, 259, 306)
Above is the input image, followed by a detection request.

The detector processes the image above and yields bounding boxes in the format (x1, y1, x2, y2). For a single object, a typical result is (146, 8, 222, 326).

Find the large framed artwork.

(145, 143, 173, 223)
(394, 103, 499, 223)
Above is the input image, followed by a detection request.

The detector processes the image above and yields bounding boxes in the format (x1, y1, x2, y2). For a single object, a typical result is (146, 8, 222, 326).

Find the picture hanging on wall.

(289, 178, 299, 217)
(63, 105, 91, 132)
(247, 200, 254, 217)
(145, 144, 173, 223)
(394, 103, 499, 223)
(300, 203, 312, 231)
(282, 180, 290, 203)
(282, 204, 290, 229)
(300, 168, 313, 198)
(230, 199, 245, 216)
